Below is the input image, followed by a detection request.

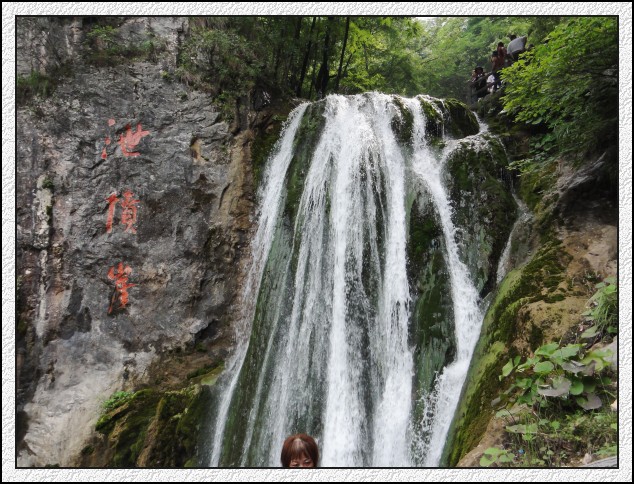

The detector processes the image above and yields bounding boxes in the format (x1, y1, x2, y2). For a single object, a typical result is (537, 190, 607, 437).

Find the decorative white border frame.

(3, 3, 631, 482)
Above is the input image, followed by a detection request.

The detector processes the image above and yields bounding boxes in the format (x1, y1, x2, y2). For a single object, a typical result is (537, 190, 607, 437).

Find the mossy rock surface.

(251, 116, 285, 193)
(406, 192, 456, 461)
(442, 237, 573, 466)
(445, 137, 516, 295)
(418, 97, 445, 139)
(392, 96, 415, 144)
(94, 383, 213, 467)
(442, 98, 479, 138)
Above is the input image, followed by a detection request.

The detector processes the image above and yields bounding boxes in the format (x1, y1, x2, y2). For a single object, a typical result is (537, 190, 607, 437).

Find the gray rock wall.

(16, 17, 257, 466)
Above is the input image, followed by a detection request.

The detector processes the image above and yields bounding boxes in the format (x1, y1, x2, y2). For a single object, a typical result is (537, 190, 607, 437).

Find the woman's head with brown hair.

(280, 433, 319, 467)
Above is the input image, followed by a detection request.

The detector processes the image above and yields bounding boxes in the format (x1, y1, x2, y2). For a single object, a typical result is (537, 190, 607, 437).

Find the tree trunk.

(308, 52, 318, 99)
(286, 16, 303, 91)
(334, 17, 350, 92)
(315, 16, 334, 98)
(297, 16, 317, 97)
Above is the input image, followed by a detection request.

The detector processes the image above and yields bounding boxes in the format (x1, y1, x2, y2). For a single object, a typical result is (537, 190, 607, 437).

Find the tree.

(501, 17, 618, 157)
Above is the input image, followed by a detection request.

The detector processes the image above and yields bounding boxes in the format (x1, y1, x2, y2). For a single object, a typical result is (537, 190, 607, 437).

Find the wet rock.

(16, 18, 257, 466)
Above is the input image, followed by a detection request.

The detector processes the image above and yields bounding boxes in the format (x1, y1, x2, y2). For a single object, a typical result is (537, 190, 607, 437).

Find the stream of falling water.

(208, 93, 500, 467)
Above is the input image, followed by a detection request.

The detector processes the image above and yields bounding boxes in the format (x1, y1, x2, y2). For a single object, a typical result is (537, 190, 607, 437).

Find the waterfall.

(496, 193, 531, 284)
(405, 98, 483, 466)
(208, 93, 504, 467)
(208, 104, 309, 466)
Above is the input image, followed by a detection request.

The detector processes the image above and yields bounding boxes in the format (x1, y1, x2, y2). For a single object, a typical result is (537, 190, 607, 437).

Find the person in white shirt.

(507, 34, 528, 63)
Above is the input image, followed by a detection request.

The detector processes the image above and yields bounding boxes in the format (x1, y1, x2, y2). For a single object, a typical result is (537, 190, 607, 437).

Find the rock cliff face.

(15, 17, 271, 466)
(443, 93, 618, 467)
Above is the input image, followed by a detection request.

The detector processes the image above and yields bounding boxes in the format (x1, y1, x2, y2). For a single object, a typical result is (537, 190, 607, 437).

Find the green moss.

(81, 444, 95, 456)
(445, 139, 516, 294)
(391, 97, 414, 144)
(95, 384, 212, 467)
(406, 194, 456, 463)
(443, 238, 572, 465)
(187, 362, 224, 384)
(96, 389, 156, 435)
(283, 102, 326, 225)
(251, 119, 284, 193)
(517, 160, 557, 213)
(17, 319, 28, 336)
(528, 323, 544, 350)
(419, 97, 444, 138)
(443, 98, 479, 138)
(17, 71, 55, 105)
(41, 177, 54, 191)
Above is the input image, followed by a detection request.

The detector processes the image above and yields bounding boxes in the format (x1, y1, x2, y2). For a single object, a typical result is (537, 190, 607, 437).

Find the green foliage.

(84, 23, 166, 66)
(337, 17, 426, 96)
(175, 17, 430, 103)
(498, 341, 612, 411)
(102, 390, 135, 412)
(581, 277, 617, 339)
(177, 26, 259, 97)
(86, 25, 118, 47)
(92, 379, 216, 467)
(41, 177, 55, 191)
(480, 447, 515, 467)
(483, 278, 618, 467)
(17, 71, 54, 104)
(489, 409, 617, 466)
(502, 17, 618, 158)
(416, 17, 537, 99)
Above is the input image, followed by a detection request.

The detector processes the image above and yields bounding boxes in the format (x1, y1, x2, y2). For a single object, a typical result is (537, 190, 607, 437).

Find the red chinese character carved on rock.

(120, 190, 140, 234)
(105, 192, 119, 233)
(105, 190, 140, 234)
(107, 262, 137, 314)
(117, 123, 150, 157)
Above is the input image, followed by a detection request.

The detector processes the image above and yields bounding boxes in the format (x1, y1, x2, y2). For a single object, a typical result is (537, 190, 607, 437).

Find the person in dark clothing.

(497, 42, 508, 66)
(490, 51, 503, 89)
(470, 66, 488, 100)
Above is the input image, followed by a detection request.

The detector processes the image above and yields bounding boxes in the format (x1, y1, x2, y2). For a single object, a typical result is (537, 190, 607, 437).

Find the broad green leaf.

(535, 342, 560, 357)
(507, 423, 538, 434)
(483, 447, 505, 457)
(603, 285, 616, 294)
(480, 455, 494, 467)
(537, 376, 571, 397)
(561, 360, 588, 374)
(501, 359, 516, 379)
(581, 325, 599, 339)
(577, 392, 602, 410)
(558, 344, 583, 359)
(581, 378, 596, 393)
(518, 357, 540, 371)
(569, 378, 584, 395)
(516, 378, 533, 389)
(533, 361, 555, 374)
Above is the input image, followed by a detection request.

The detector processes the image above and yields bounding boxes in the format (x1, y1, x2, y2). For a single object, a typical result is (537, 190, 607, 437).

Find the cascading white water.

(497, 193, 531, 283)
(208, 93, 503, 467)
(405, 98, 484, 466)
(208, 104, 309, 466)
